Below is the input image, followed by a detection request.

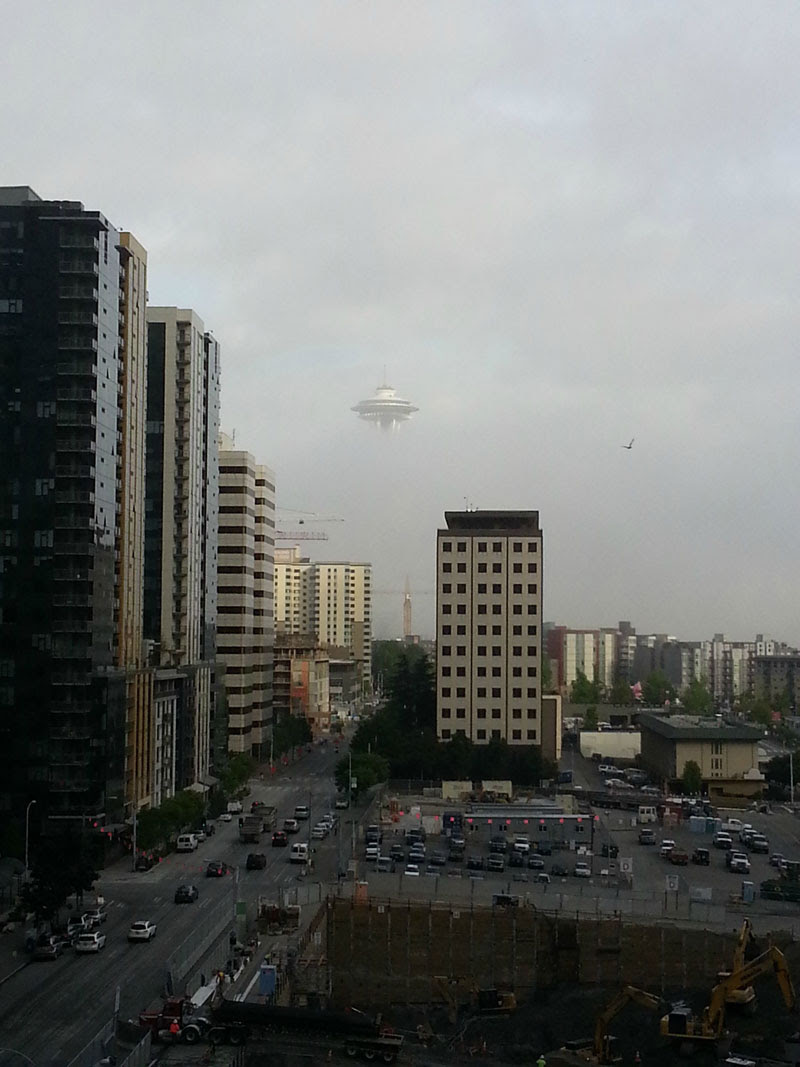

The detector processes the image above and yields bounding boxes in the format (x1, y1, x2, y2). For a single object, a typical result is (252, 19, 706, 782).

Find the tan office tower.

(275, 548, 372, 696)
(217, 433, 275, 758)
(436, 511, 542, 745)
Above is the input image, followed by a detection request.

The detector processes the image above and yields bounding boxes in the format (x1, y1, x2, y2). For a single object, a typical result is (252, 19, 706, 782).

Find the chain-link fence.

(166, 888, 235, 994)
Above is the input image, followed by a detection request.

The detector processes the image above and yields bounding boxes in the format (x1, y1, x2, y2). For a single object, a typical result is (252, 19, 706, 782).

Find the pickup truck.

(669, 849, 689, 866)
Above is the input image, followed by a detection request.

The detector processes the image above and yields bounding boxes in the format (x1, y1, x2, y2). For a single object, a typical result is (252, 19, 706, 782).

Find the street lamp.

(24, 800, 37, 881)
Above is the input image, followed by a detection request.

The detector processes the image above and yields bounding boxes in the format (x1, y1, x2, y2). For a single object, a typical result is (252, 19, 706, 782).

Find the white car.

(311, 824, 329, 840)
(660, 840, 676, 858)
(75, 931, 106, 953)
(365, 844, 380, 861)
(128, 920, 157, 943)
(218, 812, 233, 822)
(82, 908, 107, 928)
(404, 864, 420, 877)
(513, 836, 530, 854)
(573, 862, 592, 878)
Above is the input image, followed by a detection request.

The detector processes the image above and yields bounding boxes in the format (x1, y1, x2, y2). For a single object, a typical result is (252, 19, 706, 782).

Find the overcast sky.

(6, 2, 800, 642)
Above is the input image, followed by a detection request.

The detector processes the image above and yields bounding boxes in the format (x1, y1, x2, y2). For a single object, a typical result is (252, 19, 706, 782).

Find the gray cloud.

(5, 0, 800, 641)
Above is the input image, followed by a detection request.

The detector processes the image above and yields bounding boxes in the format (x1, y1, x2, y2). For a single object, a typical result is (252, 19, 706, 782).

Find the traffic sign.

(619, 857, 633, 875)
(665, 873, 679, 893)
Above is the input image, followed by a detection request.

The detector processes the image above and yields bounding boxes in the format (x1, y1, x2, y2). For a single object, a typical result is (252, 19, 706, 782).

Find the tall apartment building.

(0, 186, 148, 822)
(274, 547, 372, 693)
(217, 433, 275, 759)
(144, 308, 220, 790)
(435, 510, 543, 745)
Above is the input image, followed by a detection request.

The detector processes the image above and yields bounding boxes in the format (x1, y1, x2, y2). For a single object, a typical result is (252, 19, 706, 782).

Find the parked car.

(691, 848, 710, 866)
(730, 853, 751, 874)
(669, 849, 689, 866)
(749, 835, 770, 854)
(75, 930, 107, 954)
(551, 862, 570, 877)
(573, 862, 592, 878)
(311, 824, 329, 840)
(404, 864, 420, 877)
(66, 918, 89, 941)
(389, 844, 405, 862)
(134, 853, 155, 871)
(294, 805, 310, 821)
(489, 835, 508, 854)
(205, 860, 229, 878)
(376, 857, 394, 873)
(512, 836, 530, 854)
(247, 852, 267, 869)
(128, 920, 157, 942)
(271, 831, 288, 848)
(467, 856, 485, 871)
(365, 844, 380, 861)
(430, 850, 447, 867)
(713, 832, 733, 850)
(487, 855, 505, 873)
(174, 884, 199, 903)
(601, 843, 619, 859)
(218, 812, 233, 822)
(638, 829, 656, 845)
(283, 819, 300, 834)
(33, 936, 65, 961)
(660, 840, 676, 858)
(770, 852, 787, 868)
(509, 851, 525, 868)
(535, 872, 551, 884)
(82, 908, 107, 928)
(527, 854, 546, 870)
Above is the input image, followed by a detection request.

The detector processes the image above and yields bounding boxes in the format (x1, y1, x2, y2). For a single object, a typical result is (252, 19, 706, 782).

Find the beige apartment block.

(217, 434, 275, 758)
(275, 547, 372, 694)
(274, 633, 331, 736)
(436, 510, 543, 746)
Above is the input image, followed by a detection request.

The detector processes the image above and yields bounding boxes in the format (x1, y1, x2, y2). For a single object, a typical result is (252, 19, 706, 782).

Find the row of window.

(441, 728, 537, 741)
(441, 637, 537, 656)
(441, 679, 537, 697)
(441, 708, 537, 720)
(443, 562, 537, 574)
(443, 603, 538, 616)
(442, 583, 538, 595)
(442, 624, 538, 637)
(441, 540, 538, 553)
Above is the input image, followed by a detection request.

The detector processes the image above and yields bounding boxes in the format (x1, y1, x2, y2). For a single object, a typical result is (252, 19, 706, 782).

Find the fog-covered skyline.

(6, 2, 800, 643)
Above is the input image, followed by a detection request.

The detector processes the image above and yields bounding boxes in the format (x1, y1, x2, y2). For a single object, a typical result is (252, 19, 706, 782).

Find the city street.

(0, 743, 352, 1066)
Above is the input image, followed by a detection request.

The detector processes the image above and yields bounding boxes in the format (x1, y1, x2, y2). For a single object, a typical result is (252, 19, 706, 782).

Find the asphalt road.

(0, 742, 351, 1067)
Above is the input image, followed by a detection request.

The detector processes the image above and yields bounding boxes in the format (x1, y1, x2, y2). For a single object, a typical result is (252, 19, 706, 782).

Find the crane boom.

(704, 944, 795, 1035)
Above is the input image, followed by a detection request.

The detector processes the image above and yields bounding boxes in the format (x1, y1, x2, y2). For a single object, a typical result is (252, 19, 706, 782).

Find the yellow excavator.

(432, 976, 516, 1025)
(660, 944, 796, 1052)
(590, 985, 666, 1064)
(719, 918, 758, 1011)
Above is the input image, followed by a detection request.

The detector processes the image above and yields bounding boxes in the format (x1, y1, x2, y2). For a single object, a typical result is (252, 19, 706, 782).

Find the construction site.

(261, 895, 800, 1067)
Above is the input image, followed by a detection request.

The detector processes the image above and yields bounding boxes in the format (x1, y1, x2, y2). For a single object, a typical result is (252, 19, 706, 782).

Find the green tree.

(571, 669, 601, 704)
(642, 670, 676, 706)
(582, 706, 598, 730)
(541, 655, 554, 694)
(219, 752, 257, 796)
(23, 826, 100, 924)
(748, 698, 773, 727)
(609, 677, 634, 705)
(682, 678, 713, 715)
(334, 751, 390, 797)
(682, 760, 702, 795)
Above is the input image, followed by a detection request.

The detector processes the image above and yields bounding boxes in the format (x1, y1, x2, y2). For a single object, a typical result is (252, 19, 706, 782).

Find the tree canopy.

(23, 826, 100, 924)
(681, 678, 712, 715)
(642, 670, 676, 706)
(570, 669, 602, 704)
(682, 759, 702, 795)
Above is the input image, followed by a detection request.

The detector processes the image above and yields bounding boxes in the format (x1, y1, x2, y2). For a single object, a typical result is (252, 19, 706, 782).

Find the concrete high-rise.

(275, 548, 372, 696)
(144, 308, 220, 790)
(0, 186, 148, 823)
(217, 433, 275, 758)
(435, 511, 543, 745)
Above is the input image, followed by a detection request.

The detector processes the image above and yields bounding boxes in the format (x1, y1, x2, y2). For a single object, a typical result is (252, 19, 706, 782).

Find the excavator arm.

(705, 945, 796, 1035)
(594, 986, 665, 1060)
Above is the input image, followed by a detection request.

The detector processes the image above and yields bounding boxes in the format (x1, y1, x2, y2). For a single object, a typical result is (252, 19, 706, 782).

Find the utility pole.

(791, 750, 795, 808)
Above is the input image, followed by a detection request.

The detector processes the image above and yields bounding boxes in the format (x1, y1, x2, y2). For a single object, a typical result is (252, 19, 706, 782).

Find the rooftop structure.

(352, 383, 418, 430)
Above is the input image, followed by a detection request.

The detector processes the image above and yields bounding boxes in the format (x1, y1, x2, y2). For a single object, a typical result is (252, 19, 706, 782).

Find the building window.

(457, 562, 467, 573)
(477, 687, 486, 697)
(527, 542, 537, 552)
(478, 541, 487, 552)
(456, 708, 466, 719)
(456, 666, 465, 677)
(492, 667, 501, 677)
(527, 604, 537, 614)
(456, 687, 465, 697)
(492, 625, 502, 635)
(477, 709, 486, 719)
(513, 625, 522, 635)
(477, 625, 487, 635)
(442, 542, 452, 552)
(477, 563, 487, 573)
(491, 729, 501, 739)
(477, 645, 487, 656)
(441, 729, 452, 739)
(442, 604, 452, 614)
(527, 666, 537, 677)
(513, 687, 522, 697)
(527, 646, 537, 655)
(493, 541, 502, 551)
(492, 646, 501, 656)
(457, 541, 466, 552)
(512, 729, 522, 740)
(477, 729, 486, 740)
(457, 583, 466, 594)
(527, 625, 537, 635)
(513, 583, 522, 594)
(456, 625, 466, 635)
(477, 666, 486, 677)
(442, 625, 452, 635)
(442, 562, 452, 573)
(513, 542, 522, 552)
(491, 708, 501, 719)
(441, 708, 451, 719)
(527, 687, 536, 697)
(513, 563, 522, 573)
(441, 687, 451, 697)
(512, 645, 522, 655)
(478, 604, 487, 615)
(457, 604, 466, 615)
(477, 583, 487, 594)
(711, 741, 722, 755)
(528, 584, 537, 594)
(527, 729, 536, 740)
(492, 583, 501, 593)
(442, 666, 452, 677)
(528, 562, 536, 573)
(456, 645, 466, 655)
(441, 646, 451, 656)
(512, 709, 522, 720)
(442, 583, 452, 593)
(493, 563, 502, 573)
(512, 667, 522, 677)
(491, 687, 501, 698)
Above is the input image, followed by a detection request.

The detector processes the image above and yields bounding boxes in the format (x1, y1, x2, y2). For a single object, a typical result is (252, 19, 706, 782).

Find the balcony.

(51, 619, 93, 633)
(60, 234, 99, 251)
(58, 335, 98, 352)
(56, 412, 97, 428)
(59, 259, 99, 276)
(59, 285, 98, 301)
(53, 566, 93, 581)
(55, 463, 95, 478)
(53, 594, 92, 608)
(49, 778, 93, 793)
(58, 311, 98, 326)
(57, 361, 97, 377)
(50, 727, 92, 740)
(57, 386, 96, 402)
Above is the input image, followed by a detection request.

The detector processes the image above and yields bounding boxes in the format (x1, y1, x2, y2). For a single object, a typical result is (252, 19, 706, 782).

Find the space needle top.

(352, 382, 419, 431)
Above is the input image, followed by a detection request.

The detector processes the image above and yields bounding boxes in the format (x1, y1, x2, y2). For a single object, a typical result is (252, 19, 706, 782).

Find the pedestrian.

(634, 1052, 641, 1065)
(536, 1055, 546, 1067)
(169, 1018, 180, 1039)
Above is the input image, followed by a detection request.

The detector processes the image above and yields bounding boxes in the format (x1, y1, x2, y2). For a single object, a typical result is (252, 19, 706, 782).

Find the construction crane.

(275, 510, 344, 542)
(660, 944, 796, 1051)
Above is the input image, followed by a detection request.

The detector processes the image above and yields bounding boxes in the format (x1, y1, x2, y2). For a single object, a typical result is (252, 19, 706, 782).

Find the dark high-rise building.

(144, 308, 219, 790)
(0, 186, 148, 825)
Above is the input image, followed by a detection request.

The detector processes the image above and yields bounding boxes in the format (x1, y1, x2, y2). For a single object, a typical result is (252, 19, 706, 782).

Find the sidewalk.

(0, 919, 31, 985)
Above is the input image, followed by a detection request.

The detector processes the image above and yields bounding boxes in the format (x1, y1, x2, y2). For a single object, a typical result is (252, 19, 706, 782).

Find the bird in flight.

(621, 438, 634, 450)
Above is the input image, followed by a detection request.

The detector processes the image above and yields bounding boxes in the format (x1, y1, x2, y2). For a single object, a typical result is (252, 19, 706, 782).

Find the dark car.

(174, 884, 199, 904)
(246, 852, 267, 870)
(601, 843, 619, 859)
(509, 851, 525, 868)
(206, 861, 229, 878)
(271, 831, 288, 848)
(33, 936, 65, 961)
(489, 835, 508, 854)
(536, 842, 553, 856)
(430, 850, 447, 866)
(487, 855, 505, 873)
(669, 849, 689, 866)
(527, 854, 546, 870)
(467, 856, 485, 871)
(134, 852, 155, 871)
(550, 862, 570, 877)
(691, 848, 710, 866)
(389, 844, 405, 862)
